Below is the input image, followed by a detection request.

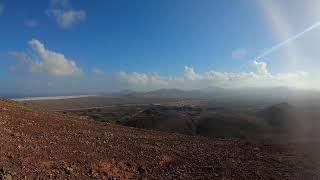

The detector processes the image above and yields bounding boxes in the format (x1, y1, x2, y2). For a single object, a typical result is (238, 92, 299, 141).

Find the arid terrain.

(3, 0, 320, 178)
(0, 98, 320, 179)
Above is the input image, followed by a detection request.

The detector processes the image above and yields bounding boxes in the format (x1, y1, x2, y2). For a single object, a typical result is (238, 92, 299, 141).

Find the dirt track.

(0, 99, 319, 179)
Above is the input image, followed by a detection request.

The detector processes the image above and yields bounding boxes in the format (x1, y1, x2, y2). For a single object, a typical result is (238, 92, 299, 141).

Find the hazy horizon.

(4, 85, 320, 100)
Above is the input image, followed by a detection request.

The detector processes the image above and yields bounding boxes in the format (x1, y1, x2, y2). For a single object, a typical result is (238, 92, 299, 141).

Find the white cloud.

(9, 52, 30, 63)
(92, 68, 105, 75)
(47, 0, 86, 29)
(11, 39, 82, 76)
(47, 9, 86, 28)
(118, 61, 308, 90)
(232, 48, 247, 59)
(0, 3, 4, 16)
(24, 19, 38, 28)
(253, 60, 270, 76)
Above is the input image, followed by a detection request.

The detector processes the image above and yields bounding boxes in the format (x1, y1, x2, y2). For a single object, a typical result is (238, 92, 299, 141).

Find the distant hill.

(123, 105, 271, 140)
(120, 103, 309, 141)
(124, 106, 197, 135)
(196, 112, 270, 139)
(259, 103, 297, 128)
(257, 103, 305, 140)
(114, 87, 320, 104)
(143, 89, 200, 98)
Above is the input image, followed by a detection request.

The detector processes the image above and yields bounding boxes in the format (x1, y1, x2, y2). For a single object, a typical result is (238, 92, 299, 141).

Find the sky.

(1, 0, 320, 96)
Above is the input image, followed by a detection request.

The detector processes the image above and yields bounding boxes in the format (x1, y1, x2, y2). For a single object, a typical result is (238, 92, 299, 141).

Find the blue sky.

(0, 0, 319, 95)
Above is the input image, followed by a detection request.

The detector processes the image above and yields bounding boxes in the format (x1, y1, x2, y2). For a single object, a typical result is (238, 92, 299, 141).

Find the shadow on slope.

(196, 112, 270, 139)
(122, 103, 313, 142)
(124, 106, 198, 135)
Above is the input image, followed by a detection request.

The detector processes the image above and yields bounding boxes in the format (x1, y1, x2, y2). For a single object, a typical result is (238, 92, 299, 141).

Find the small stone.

(253, 147, 260, 151)
(2, 174, 13, 180)
(64, 167, 73, 175)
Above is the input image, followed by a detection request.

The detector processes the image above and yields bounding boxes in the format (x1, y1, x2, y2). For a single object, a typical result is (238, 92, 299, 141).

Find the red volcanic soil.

(0, 99, 319, 179)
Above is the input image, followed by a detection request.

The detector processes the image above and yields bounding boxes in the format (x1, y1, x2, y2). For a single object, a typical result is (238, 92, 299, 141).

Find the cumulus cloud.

(11, 39, 82, 76)
(232, 48, 247, 59)
(118, 61, 308, 90)
(47, 0, 86, 29)
(24, 19, 38, 28)
(47, 9, 86, 28)
(9, 52, 30, 63)
(253, 60, 270, 76)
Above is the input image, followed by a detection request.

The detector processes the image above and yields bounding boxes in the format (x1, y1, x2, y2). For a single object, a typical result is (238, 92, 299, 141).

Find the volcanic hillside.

(0, 99, 319, 179)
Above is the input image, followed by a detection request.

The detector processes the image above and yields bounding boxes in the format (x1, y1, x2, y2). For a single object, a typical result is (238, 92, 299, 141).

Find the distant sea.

(13, 95, 97, 101)
(1, 94, 26, 99)
(1, 93, 97, 100)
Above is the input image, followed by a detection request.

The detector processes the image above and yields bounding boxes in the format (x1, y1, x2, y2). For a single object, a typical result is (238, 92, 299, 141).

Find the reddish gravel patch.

(0, 99, 319, 179)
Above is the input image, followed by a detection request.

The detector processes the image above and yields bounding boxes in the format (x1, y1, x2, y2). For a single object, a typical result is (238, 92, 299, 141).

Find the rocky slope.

(0, 99, 319, 179)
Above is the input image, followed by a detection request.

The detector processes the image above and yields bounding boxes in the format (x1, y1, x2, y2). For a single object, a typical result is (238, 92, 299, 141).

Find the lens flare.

(255, 21, 320, 60)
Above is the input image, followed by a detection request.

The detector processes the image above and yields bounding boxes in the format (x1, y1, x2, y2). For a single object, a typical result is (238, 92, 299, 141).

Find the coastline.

(12, 95, 97, 101)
